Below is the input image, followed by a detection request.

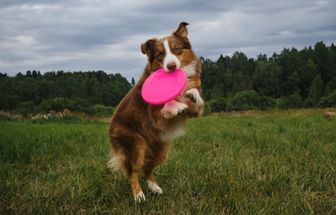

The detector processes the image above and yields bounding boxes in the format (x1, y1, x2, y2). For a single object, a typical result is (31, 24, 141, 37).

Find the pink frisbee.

(141, 68, 187, 105)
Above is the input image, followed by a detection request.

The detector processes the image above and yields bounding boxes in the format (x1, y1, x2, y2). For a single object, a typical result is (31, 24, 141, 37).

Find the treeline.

(201, 41, 336, 112)
(0, 70, 131, 116)
(1, 41, 336, 116)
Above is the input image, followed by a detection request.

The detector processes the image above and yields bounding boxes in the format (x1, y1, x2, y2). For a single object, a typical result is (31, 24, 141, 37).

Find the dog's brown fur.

(108, 22, 203, 200)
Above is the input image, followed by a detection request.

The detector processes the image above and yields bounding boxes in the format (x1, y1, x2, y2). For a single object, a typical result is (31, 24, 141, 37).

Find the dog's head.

(141, 22, 196, 73)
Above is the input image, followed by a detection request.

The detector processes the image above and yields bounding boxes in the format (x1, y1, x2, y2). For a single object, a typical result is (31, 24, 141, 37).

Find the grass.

(1, 109, 336, 214)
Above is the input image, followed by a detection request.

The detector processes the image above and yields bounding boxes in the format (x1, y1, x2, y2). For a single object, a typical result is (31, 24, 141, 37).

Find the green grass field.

(1, 110, 336, 214)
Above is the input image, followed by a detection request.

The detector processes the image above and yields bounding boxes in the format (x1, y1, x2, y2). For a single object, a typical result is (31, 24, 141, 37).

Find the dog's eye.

(155, 52, 164, 59)
(172, 47, 183, 55)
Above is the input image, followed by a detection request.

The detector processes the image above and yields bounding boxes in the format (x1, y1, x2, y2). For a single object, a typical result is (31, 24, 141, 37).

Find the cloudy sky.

(0, 0, 335, 80)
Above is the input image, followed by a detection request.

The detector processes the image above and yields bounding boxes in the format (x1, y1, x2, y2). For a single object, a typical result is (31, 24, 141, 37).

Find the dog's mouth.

(163, 62, 183, 73)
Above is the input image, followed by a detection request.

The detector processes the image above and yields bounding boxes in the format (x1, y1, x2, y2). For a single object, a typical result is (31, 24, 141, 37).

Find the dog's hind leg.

(143, 165, 163, 195)
(143, 141, 170, 195)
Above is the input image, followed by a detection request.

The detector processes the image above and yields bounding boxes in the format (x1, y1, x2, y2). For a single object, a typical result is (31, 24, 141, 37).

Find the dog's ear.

(141, 38, 156, 62)
(141, 38, 156, 55)
(173, 22, 189, 38)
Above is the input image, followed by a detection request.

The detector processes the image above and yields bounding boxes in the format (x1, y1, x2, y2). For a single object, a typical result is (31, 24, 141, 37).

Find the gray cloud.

(0, 0, 335, 80)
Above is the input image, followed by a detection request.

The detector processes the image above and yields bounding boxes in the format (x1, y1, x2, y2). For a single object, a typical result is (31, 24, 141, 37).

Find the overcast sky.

(1, 0, 335, 80)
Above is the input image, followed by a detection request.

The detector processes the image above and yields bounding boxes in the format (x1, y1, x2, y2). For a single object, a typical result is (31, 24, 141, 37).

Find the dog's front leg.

(161, 100, 188, 119)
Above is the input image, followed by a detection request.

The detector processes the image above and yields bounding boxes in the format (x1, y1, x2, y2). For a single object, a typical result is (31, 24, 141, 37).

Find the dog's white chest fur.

(183, 60, 197, 77)
(161, 124, 185, 141)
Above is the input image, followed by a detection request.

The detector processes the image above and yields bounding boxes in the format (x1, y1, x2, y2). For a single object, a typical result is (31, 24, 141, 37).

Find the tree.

(253, 60, 281, 97)
(308, 75, 324, 105)
(314, 41, 330, 83)
(298, 58, 317, 98)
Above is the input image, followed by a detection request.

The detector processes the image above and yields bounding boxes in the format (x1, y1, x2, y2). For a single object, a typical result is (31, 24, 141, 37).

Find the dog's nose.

(167, 62, 177, 71)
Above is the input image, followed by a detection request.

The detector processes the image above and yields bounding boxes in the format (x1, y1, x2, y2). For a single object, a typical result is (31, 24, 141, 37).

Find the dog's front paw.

(134, 191, 146, 203)
(185, 88, 203, 106)
(161, 100, 188, 119)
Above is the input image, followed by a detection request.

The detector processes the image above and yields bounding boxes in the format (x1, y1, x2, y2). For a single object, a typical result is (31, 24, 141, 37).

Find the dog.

(108, 22, 204, 202)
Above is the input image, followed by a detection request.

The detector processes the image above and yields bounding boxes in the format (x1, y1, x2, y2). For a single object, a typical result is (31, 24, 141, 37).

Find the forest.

(0, 71, 131, 116)
(201, 41, 336, 112)
(0, 41, 335, 115)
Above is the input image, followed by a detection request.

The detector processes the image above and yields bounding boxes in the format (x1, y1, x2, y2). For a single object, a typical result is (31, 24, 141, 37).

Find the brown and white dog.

(108, 22, 204, 202)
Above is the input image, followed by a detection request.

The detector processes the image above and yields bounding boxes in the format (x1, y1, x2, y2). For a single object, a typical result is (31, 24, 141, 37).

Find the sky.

(0, 0, 336, 80)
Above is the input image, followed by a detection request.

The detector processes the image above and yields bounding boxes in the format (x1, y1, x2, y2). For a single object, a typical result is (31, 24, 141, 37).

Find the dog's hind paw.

(147, 180, 163, 194)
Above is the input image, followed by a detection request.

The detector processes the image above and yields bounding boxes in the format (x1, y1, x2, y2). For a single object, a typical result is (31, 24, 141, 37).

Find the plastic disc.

(141, 68, 187, 105)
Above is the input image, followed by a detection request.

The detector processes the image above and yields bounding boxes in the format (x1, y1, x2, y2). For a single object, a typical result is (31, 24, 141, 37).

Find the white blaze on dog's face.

(141, 22, 197, 75)
(163, 39, 181, 72)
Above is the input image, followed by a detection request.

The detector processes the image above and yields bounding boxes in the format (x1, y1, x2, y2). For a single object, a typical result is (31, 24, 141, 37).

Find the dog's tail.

(107, 153, 125, 171)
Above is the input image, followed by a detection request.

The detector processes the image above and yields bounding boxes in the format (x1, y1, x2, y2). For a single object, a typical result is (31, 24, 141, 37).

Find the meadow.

(0, 109, 335, 214)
